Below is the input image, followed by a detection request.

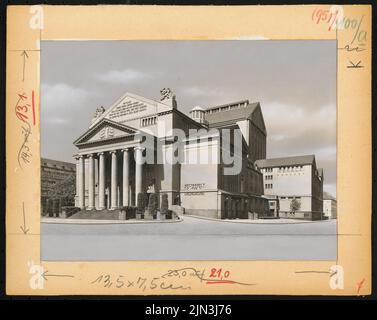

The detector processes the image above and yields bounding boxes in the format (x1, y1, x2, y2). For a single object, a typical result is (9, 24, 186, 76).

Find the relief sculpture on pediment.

(92, 106, 106, 123)
(99, 127, 115, 140)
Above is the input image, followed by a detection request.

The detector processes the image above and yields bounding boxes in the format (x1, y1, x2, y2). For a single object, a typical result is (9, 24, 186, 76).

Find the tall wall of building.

(311, 166, 324, 216)
(257, 156, 324, 220)
(323, 199, 337, 219)
(73, 91, 270, 219)
(41, 158, 76, 213)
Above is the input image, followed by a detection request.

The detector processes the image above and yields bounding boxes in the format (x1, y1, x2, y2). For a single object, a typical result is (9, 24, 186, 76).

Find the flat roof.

(255, 155, 315, 168)
(205, 102, 260, 125)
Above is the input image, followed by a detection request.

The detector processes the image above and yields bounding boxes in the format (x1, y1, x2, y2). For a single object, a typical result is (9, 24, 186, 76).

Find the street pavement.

(41, 216, 337, 261)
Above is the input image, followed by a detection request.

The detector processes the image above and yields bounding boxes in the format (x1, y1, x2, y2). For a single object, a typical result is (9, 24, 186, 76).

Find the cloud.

(41, 83, 87, 119)
(95, 69, 151, 85)
(180, 86, 229, 102)
(262, 101, 336, 195)
(41, 83, 90, 114)
(264, 102, 336, 151)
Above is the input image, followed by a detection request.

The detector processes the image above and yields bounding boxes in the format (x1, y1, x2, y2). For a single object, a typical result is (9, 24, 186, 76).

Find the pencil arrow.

(20, 202, 29, 234)
(21, 50, 29, 82)
(20, 226, 29, 234)
(41, 270, 75, 281)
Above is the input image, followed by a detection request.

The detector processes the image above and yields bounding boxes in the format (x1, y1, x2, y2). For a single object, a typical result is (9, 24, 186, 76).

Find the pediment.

(74, 119, 137, 146)
(90, 92, 171, 128)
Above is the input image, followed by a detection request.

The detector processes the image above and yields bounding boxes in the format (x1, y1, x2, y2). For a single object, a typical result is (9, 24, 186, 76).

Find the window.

(141, 116, 157, 127)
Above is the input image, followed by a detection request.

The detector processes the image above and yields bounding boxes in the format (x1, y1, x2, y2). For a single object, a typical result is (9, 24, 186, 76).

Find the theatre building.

(73, 89, 268, 219)
(255, 155, 324, 220)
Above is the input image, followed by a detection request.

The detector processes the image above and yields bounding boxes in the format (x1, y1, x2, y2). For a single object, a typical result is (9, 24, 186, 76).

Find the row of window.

(141, 116, 157, 127)
(262, 166, 305, 173)
(265, 175, 273, 180)
(191, 110, 205, 119)
(42, 167, 75, 172)
(265, 184, 273, 189)
(278, 166, 304, 172)
(281, 212, 309, 217)
(42, 163, 75, 171)
(280, 196, 301, 200)
(207, 102, 248, 114)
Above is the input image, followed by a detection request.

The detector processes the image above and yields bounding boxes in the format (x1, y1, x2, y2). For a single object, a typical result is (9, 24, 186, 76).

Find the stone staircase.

(69, 209, 120, 220)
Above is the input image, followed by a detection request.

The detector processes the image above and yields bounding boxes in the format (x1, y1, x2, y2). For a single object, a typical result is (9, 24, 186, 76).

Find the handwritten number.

(137, 277, 147, 289)
(17, 104, 29, 113)
(15, 92, 33, 169)
(116, 275, 124, 288)
(91, 275, 103, 284)
(210, 268, 231, 279)
(18, 93, 27, 100)
(150, 278, 158, 289)
(16, 111, 28, 122)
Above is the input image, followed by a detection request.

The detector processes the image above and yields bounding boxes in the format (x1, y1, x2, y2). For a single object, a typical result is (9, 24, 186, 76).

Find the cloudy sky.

(41, 40, 336, 197)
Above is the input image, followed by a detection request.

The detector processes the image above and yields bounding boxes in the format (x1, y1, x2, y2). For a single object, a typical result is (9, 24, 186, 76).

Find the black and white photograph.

(40, 40, 337, 261)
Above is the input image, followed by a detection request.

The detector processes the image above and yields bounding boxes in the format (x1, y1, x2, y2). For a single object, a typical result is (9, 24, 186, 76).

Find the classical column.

(135, 147, 144, 205)
(98, 152, 106, 210)
(110, 150, 118, 210)
(78, 155, 85, 209)
(87, 154, 95, 210)
(75, 157, 79, 198)
(130, 183, 134, 206)
(122, 148, 130, 207)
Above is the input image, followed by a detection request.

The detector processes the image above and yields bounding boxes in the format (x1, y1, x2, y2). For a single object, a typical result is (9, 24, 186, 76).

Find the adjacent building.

(323, 192, 337, 219)
(41, 158, 76, 213)
(72, 89, 268, 219)
(255, 155, 324, 220)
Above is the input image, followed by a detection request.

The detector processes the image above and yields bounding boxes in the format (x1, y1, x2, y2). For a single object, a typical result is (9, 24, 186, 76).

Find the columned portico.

(135, 147, 144, 205)
(122, 148, 130, 207)
(110, 150, 118, 210)
(87, 154, 95, 210)
(98, 152, 106, 210)
(77, 155, 85, 209)
(75, 145, 145, 211)
(73, 111, 150, 211)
